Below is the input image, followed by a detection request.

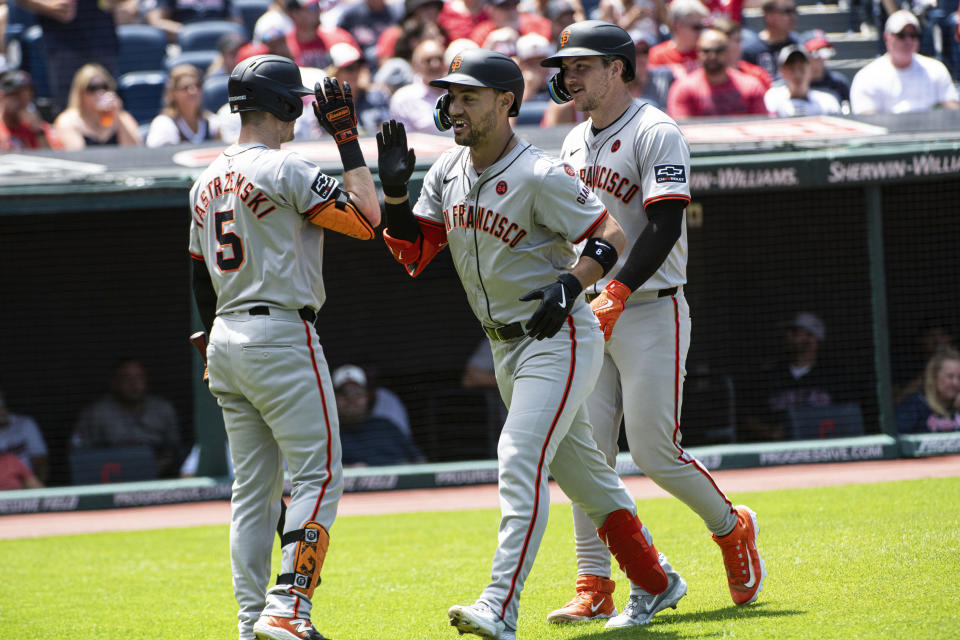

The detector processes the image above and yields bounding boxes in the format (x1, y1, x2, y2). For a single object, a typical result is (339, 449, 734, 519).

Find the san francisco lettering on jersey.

(193, 170, 276, 225)
(442, 203, 528, 247)
(579, 165, 639, 204)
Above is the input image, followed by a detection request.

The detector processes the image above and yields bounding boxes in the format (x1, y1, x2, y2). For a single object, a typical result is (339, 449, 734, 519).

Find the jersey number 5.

(215, 209, 244, 272)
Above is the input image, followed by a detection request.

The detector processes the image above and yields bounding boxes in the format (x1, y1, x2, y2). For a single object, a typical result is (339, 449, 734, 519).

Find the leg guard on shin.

(276, 521, 329, 599)
(597, 510, 667, 594)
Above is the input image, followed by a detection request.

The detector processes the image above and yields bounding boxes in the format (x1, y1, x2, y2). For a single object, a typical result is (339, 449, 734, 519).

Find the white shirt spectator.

(145, 113, 220, 147)
(850, 54, 959, 114)
(389, 80, 446, 134)
(764, 84, 841, 116)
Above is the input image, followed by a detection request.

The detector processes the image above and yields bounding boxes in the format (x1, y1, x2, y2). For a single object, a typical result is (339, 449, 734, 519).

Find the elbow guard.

(383, 219, 447, 277)
(305, 188, 375, 240)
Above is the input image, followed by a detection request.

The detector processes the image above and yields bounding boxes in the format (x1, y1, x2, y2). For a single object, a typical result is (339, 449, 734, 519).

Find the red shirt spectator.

(737, 59, 772, 90)
(667, 66, 767, 117)
(649, 39, 700, 73)
(469, 0, 551, 45)
(438, 0, 492, 42)
(0, 453, 42, 490)
(648, 0, 710, 76)
(703, 0, 744, 23)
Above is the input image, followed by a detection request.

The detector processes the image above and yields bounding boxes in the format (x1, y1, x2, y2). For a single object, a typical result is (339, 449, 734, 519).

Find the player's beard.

(574, 79, 609, 113)
(455, 106, 498, 147)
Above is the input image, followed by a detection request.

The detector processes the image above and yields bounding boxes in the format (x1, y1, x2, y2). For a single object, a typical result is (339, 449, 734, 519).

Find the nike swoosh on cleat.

(590, 598, 606, 613)
(743, 552, 756, 589)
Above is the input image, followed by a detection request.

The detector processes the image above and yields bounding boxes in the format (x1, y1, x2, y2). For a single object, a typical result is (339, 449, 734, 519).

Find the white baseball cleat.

(448, 602, 516, 640)
(605, 553, 687, 628)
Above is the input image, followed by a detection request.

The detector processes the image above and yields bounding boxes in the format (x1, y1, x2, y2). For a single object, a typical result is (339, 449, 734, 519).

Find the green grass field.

(2, 477, 958, 639)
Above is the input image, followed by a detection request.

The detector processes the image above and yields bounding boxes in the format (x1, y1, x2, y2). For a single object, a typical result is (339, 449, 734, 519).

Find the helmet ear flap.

(434, 93, 452, 131)
(547, 69, 572, 104)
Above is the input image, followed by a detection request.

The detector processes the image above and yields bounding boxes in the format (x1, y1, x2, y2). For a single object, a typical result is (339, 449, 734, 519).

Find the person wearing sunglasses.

(850, 10, 959, 114)
(741, 0, 799, 80)
(52, 63, 141, 150)
(648, 0, 709, 77)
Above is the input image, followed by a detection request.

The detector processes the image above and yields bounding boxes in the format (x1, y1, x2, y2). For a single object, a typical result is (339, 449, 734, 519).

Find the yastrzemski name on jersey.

(192, 170, 276, 221)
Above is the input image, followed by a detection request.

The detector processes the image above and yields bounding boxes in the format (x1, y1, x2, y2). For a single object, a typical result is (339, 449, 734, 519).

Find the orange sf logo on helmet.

(560, 29, 570, 47)
(451, 54, 463, 72)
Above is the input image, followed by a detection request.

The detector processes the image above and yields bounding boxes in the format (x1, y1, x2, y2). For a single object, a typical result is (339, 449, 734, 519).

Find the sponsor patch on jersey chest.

(654, 164, 686, 183)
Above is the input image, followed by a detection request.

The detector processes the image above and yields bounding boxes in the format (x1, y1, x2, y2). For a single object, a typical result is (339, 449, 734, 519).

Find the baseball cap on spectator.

(516, 33, 555, 61)
(789, 312, 825, 341)
(329, 42, 363, 68)
(803, 33, 835, 60)
(404, 0, 443, 19)
(777, 44, 809, 66)
(333, 364, 367, 389)
(373, 57, 414, 89)
(0, 69, 33, 93)
(255, 10, 294, 43)
(884, 10, 920, 34)
(547, 0, 576, 20)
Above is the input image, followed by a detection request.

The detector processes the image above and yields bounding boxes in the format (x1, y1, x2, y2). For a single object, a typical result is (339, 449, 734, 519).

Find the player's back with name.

(189, 144, 333, 314)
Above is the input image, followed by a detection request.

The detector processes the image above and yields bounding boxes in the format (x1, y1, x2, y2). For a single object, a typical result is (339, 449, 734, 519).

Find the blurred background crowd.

(1, 0, 959, 151)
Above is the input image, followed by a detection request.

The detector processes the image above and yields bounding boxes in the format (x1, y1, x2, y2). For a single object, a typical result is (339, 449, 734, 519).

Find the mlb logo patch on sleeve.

(654, 164, 686, 183)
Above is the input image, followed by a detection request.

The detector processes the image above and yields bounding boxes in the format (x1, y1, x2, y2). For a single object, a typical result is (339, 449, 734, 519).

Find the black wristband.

(338, 138, 365, 172)
(557, 271, 583, 299)
(581, 237, 619, 276)
(381, 182, 409, 198)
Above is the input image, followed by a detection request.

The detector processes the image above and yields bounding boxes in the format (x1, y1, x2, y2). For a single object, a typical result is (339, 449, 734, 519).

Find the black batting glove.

(377, 119, 416, 198)
(519, 272, 583, 340)
(313, 77, 359, 145)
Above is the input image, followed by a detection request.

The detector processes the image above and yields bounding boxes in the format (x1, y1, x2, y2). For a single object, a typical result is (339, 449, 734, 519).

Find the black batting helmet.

(430, 49, 525, 118)
(540, 20, 637, 82)
(228, 55, 313, 122)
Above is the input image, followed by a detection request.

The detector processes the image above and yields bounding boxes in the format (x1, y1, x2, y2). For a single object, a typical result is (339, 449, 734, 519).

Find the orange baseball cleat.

(547, 574, 617, 623)
(712, 505, 767, 605)
(253, 615, 332, 640)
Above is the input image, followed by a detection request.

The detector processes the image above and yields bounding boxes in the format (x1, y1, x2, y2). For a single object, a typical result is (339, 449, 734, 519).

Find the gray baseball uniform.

(410, 139, 648, 630)
(189, 143, 372, 640)
(560, 101, 737, 579)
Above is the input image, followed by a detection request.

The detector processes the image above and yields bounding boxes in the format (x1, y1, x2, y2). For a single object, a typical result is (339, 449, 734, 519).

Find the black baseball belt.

(249, 305, 317, 323)
(585, 286, 678, 303)
(483, 322, 526, 342)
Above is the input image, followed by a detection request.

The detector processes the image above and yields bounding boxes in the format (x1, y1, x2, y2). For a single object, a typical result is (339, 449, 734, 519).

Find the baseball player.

(376, 48, 673, 640)
(539, 21, 767, 627)
(188, 54, 380, 640)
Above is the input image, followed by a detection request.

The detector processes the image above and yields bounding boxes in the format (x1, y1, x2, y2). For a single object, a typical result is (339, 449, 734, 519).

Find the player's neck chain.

(473, 133, 515, 174)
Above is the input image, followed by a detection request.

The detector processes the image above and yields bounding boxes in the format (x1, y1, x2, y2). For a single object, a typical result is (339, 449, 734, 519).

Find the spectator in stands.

(143, 0, 240, 43)
(764, 45, 841, 116)
(336, 0, 402, 65)
(741, 0, 799, 80)
(893, 317, 957, 404)
(523, 0, 586, 22)
(325, 41, 390, 134)
(146, 64, 221, 146)
(896, 347, 960, 433)
(333, 364, 425, 467)
(284, 0, 359, 70)
(666, 27, 767, 118)
(850, 10, 959, 114)
(470, 0, 551, 46)
(546, 0, 577, 44)
(740, 312, 854, 442)
(803, 32, 851, 109)
(0, 453, 43, 490)
(206, 31, 248, 77)
(253, 0, 293, 44)
(702, 0, 744, 23)
(438, 0, 493, 42)
(0, 70, 59, 150)
(17, 0, 119, 115)
(388, 37, 447, 133)
(71, 358, 183, 478)
(52, 64, 142, 150)
(482, 26, 521, 57)
(0, 386, 49, 484)
(711, 15, 772, 91)
(648, 0, 709, 77)
(377, 0, 445, 64)
(515, 33, 555, 104)
(391, 13, 446, 62)
(920, 0, 959, 79)
(597, 0, 664, 47)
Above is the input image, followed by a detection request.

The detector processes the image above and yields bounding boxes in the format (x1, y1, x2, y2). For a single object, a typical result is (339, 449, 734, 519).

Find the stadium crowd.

(1, 0, 959, 151)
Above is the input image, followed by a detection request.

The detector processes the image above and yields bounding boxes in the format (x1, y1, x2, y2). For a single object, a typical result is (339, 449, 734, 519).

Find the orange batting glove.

(590, 280, 631, 341)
